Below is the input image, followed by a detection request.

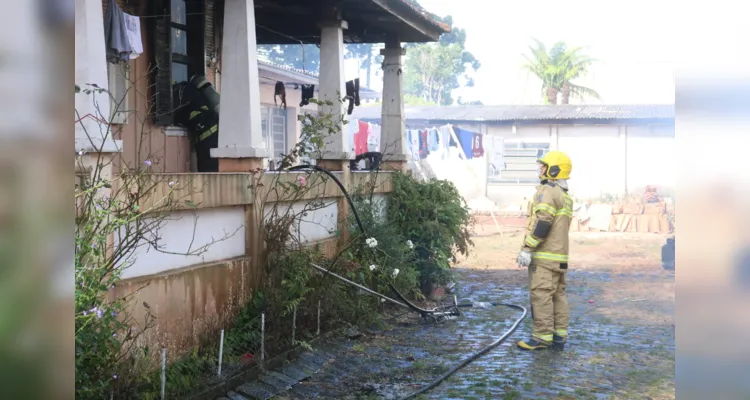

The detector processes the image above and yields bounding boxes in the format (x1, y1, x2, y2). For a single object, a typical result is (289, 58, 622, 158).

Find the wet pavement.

(222, 265, 675, 400)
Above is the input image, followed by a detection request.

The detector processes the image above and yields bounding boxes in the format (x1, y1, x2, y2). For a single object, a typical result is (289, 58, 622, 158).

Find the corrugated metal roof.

(352, 104, 675, 122)
(258, 57, 318, 78)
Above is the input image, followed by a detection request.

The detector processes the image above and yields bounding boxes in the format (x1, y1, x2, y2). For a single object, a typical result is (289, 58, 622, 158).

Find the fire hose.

(288, 164, 527, 399)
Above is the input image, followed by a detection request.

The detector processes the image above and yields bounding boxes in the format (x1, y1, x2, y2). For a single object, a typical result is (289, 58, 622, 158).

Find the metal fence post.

(217, 329, 225, 377)
(292, 305, 297, 345)
(161, 348, 166, 400)
(261, 313, 265, 362)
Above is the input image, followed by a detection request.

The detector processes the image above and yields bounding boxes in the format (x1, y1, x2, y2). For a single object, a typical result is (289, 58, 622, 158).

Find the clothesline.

(346, 120, 486, 161)
(406, 125, 484, 161)
(135, 12, 204, 19)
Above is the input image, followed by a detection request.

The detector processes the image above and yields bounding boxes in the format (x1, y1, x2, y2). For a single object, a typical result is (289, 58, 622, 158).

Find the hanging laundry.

(406, 130, 414, 159)
(347, 119, 358, 155)
(367, 123, 381, 153)
(418, 129, 430, 159)
(439, 126, 453, 159)
(274, 81, 287, 108)
(427, 127, 440, 152)
(439, 126, 452, 147)
(354, 121, 370, 155)
(407, 130, 420, 161)
(453, 127, 475, 160)
(105, 0, 136, 62)
(300, 85, 315, 107)
(472, 133, 485, 158)
(123, 12, 143, 59)
(345, 78, 360, 115)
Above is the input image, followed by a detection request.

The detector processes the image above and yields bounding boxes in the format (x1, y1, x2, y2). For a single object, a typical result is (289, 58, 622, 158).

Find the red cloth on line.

(419, 129, 430, 159)
(355, 121, 370, 155)
(472, 133, 485, 158)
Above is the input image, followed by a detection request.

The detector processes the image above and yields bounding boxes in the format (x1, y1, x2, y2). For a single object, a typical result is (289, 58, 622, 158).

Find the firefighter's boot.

(551, 333, 567, 350)
(516, 337, 551, 351)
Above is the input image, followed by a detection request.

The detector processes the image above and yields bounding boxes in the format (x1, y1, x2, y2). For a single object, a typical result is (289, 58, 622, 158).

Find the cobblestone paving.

(265, 265, 675, 400)
(223, 233, 675, 400)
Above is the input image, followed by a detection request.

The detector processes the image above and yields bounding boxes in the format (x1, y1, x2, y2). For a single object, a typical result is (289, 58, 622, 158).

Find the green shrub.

(387, 172, 474, 291)
(344, 193, 422, 300)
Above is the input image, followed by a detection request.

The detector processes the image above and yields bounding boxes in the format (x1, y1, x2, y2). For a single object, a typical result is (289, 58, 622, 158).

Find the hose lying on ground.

(289, 164, 527, 398)
(398, 302, 527, 400)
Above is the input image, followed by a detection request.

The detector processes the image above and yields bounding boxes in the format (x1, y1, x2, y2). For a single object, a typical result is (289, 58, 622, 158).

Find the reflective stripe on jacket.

(522, 181, 573, 270)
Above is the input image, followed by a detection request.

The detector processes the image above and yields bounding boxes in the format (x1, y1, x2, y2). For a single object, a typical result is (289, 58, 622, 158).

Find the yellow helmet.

(538, 150, 572, 180)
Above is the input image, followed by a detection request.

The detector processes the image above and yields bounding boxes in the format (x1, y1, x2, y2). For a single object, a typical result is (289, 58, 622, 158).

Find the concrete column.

(210, 0, 267, 171)
(316, 19, 350, 161)
(380, 41, 408, 171)
(74, 0, 121, 153)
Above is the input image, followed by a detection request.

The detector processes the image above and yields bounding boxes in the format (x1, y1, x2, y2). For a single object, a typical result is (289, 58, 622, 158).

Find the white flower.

(406, 240, 414, 249)
(392, 269, 400, 278)
(369, 264, 377, 271)
(365, 237, 378, 248)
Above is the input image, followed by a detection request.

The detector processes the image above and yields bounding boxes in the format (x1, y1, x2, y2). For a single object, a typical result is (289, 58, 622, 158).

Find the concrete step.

(235, 381, 277, 400)
(223, 347, 337, 400)
(225, 391, 248, 400)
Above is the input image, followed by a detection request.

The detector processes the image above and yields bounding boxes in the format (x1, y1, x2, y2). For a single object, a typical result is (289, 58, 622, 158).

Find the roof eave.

(258, 63, 318, 85)
(369, 0, 448, 42)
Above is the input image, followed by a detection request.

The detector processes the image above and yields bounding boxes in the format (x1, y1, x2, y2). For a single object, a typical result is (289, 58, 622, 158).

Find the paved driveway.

(253, 233, 676, 399)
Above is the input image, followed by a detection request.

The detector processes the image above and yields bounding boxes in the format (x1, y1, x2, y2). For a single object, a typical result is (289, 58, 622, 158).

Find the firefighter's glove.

(517, 249, 532, 268)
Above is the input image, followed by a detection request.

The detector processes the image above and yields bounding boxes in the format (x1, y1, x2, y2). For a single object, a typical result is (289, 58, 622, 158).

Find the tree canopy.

(258, 14, 481, 106)
(403, 15, 480, 105)
(522, 39, 601, 104)
(258, 44, 321, 74)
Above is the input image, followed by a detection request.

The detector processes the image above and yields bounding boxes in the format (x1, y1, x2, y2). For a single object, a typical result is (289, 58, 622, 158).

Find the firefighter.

(516, 150, 574, 351)
(173, 76, 220, 173)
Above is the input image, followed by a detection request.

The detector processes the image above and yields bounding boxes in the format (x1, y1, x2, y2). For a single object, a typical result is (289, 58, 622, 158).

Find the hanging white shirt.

(347, 119, 358, 155)
(367, 124, 381, 152)
(123, 12, 143, 59)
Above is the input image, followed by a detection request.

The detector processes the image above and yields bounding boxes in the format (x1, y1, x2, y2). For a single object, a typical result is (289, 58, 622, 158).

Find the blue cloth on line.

(453, 127, 475, 159)
(427, 128, 440, 151)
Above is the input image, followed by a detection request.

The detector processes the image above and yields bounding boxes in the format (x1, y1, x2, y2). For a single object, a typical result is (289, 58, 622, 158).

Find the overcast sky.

(409, 0, 682, 105)
(347, 0, 749, 106)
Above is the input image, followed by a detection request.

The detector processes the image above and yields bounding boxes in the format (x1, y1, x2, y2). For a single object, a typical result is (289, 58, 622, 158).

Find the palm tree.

(554, 44, 601, 104)
(522, 39, 559, 104)
(523, 39, 601, 104)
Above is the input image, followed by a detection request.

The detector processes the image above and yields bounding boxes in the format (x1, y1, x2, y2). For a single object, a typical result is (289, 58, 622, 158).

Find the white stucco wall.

(265, 200, 339, 244)
(626, 125, 676, 196)
(557, 125, 623, 199)
(119, 207, 246, 280)
(484, 124, 552, 208)
(483, 122, 675, 207)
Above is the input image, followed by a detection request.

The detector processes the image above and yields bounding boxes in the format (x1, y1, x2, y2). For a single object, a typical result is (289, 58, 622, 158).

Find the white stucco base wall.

(119, 207, 246, 280)
(265, 200, 339, 244)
